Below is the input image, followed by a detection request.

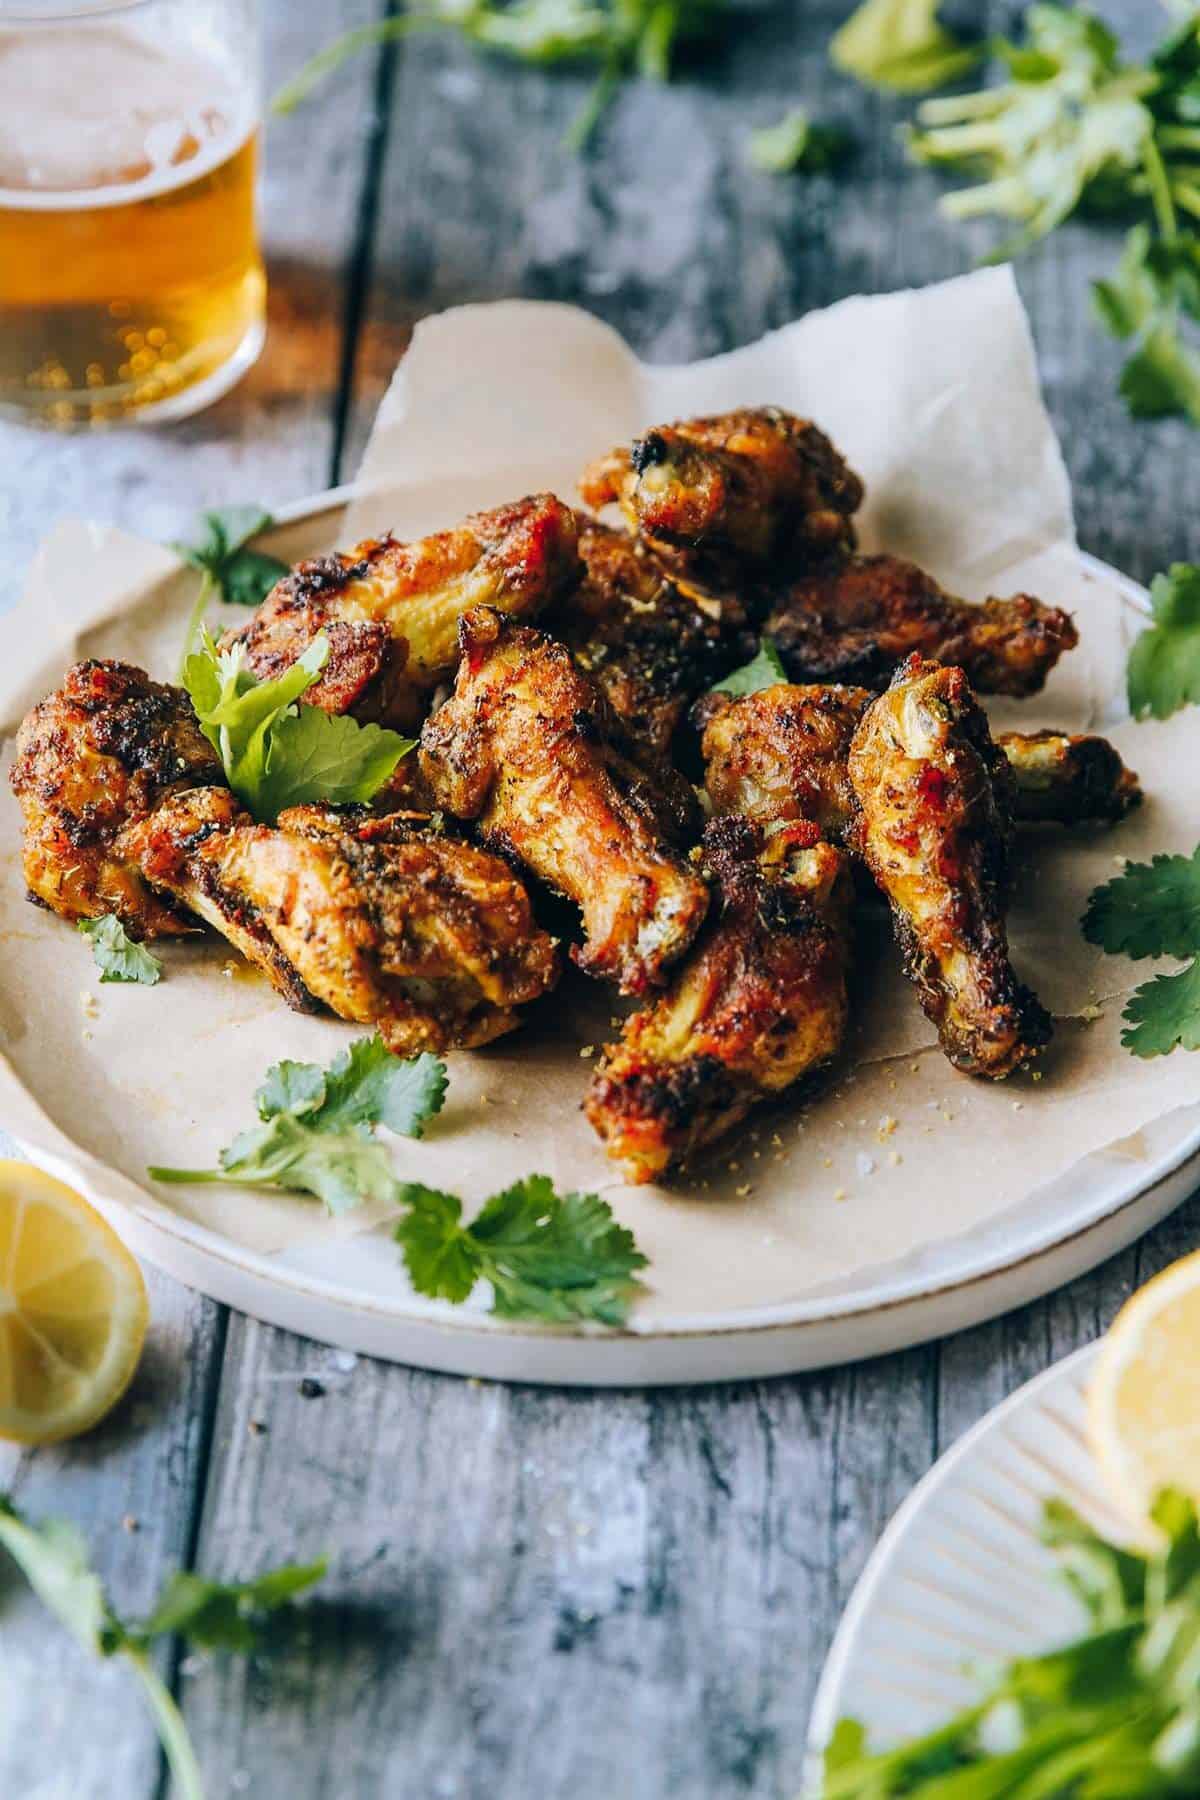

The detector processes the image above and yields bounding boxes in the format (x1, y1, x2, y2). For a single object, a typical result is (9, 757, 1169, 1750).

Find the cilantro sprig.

(150, 1034, 448, 1215)
(708, 636, 787, 698)
(396, 1173, 648, 1325)
(822, 1487, 1200, 1797)
(77, 916, 162, 986)
(0, 1494, 325, 1800)
(1083, 845, 1200, 1057)
(180, 626, 414, 824)
(172, 505, 289, 678)
(1125, 561, 1200, 722)
(748, 108, 853, 176)
(274, 0, 729, 151)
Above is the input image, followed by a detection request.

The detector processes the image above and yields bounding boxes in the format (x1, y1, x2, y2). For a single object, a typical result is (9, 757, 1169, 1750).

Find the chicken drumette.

(764, 553, 1077, 698)
(419, 607, 709, 995)
(585, 815, 853, 1183)
(10, 658, 224, 937)
(547, 517, 744, 761)
(580, 408, 864, 592)
(220, 494, 581, 733)
(700, 684, 1141, 838)
(847, 655, 1051, 1078)
(120, 793, 559, 1054)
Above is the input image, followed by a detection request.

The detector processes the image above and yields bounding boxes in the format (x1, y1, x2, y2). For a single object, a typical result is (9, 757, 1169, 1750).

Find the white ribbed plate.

(806, 1343, 1122, 1782)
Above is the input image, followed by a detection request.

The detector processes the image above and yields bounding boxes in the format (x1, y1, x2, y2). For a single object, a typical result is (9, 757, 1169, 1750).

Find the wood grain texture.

(2, 3, 1199, 1798)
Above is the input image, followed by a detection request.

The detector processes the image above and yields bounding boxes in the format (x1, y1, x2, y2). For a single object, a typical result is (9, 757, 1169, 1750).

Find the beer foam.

(0, 22, 254, 208)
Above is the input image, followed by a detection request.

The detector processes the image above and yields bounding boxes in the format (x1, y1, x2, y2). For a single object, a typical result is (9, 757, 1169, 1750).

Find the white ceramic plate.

(1, 496, 1196, 1385)
(805, 1342, 1112, 1786)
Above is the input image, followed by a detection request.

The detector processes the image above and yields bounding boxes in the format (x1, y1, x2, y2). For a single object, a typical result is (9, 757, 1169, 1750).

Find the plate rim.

(803, 1340, 1100, 1782)
(2, 495, 1194, 1380)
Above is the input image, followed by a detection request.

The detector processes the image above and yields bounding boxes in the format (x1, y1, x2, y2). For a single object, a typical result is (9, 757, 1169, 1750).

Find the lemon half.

(1089, 1248, 1200, 1523)
(0, 1161, 148, 1444)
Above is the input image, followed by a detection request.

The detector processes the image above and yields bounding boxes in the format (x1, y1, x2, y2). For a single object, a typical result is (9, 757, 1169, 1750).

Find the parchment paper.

(1, 270, 1198, 1324)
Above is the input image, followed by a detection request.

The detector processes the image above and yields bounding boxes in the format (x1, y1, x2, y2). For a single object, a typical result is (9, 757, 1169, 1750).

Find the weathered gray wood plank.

(0, 5, 381, 1796)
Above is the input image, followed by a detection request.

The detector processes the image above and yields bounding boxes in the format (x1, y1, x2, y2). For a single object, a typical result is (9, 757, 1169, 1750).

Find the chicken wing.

(547, 518, 743, 760)
(585, 816, 853, 1183)
(10, 658, 224, 938)
(580, 407, 864, 590)
(764, 553, 1077, 698)
(700, 684, 1142, 837)
(847, 655, 1051, 1078)
(418, 607, 709, 994)
(120, 793, 559, 1053)
(220, 494, 581, 733)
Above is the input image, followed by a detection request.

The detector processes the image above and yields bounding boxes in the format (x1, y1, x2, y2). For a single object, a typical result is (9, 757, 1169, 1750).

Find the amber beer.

(0, 13, 265, 426)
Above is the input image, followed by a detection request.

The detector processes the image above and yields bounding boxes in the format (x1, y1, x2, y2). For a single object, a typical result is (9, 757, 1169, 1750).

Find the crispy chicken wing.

(419, 607, 709, 994)
(764, 553, 1077, 698)
(120, 792, 559, 1053)
(10, 658, 224, 937)
(548, 518, 743, 760)
(700, 685, 1142, 837)
(220, 495, 581, 732)
(580, 408, 864, 589)
(585, 816, 853, 1183)
(847, 655, 1051, 1078)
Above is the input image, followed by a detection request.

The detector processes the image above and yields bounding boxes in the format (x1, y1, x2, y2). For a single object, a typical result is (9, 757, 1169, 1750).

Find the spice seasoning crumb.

(299, 1378, 325, 1399)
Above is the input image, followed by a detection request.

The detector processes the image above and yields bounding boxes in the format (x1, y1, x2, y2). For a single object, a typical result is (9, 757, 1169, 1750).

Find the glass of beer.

(0, 0, 265, 428)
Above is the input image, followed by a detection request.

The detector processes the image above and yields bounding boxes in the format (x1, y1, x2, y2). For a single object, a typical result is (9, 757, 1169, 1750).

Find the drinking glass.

(0, 0, 265, 427)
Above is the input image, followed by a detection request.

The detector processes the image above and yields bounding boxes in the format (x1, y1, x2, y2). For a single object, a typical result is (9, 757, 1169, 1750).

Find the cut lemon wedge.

(0, 1161, 148, 1444)
(1089, 1247, 1200, 1523)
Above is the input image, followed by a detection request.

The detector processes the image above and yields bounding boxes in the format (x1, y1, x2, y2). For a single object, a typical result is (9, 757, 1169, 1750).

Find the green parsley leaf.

(1126, 561, 1200, 719)
(830, 0, 982, 96)
(77, 916, 162, 986)
(132, 1557, 327, 1653)
(1120, 315, 1200, 422)
(149, 1034, 447, 1213)
(0, 1493, 326, 1800)
(1120, 957, 1200, 1056)
(709, 636, 787, 698)
(395, 1173, 648, 1324)
(748, 108, 853, 175)
(1082, 846, 1200, 960)
(180, 626, 413, 823)
(171, 505, 288, 608)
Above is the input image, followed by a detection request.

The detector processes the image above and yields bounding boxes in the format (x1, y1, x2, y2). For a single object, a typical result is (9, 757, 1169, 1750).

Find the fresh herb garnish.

(274, 0, 729, 150)
(748, 108, 853, 176)
(830, 0, 982, 95)
(709, 636, 787, 698)
(1083, 845, 1200, 1057)
(180, 626, 413, 824)
(395, 1173, 648, 1324)
(821, 1487, 1200, 1796)
(0, 1494, 325, 1800)
(1126, 561, 1200, 720)
(149, 1034, 448, 1215)
(172, 505, 289, 678)
(77, 916, 162, 986)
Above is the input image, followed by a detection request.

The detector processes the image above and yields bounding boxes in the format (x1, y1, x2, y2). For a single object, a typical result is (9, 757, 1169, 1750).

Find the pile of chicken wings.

(12, 409, 1142, 1184)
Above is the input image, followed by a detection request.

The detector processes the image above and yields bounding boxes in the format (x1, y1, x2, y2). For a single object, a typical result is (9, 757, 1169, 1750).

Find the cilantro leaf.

(255, 705, 417, 821)
(171, 505, 288, 608)
(77, 916, 162, 986)
(1082, 846, 1200, 960)
(132, 1558, 327, 1653)
(748, 109, 853, 175)
(1126, 562, 1200, 720)
(709, 636, 787, 698)
(0, 1493, 326, 1800)
(180, 627, 412, 823)
(149, 1035, 447, 1213)
(1121, 958, 1200, 1057)
(1094, 228, 1200, 428)
(830, 0, 983, 95)
(395, 1173, 648, 1324)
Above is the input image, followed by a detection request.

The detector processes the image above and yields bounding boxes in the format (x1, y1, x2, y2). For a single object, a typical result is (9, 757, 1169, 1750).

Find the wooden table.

(1, 4, 1196, 1794)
